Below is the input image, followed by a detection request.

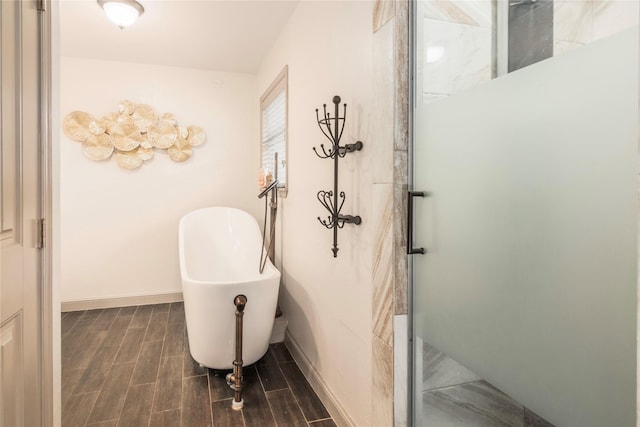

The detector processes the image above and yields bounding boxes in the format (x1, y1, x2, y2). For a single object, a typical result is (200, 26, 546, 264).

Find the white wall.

(256, 2, 374, 425)
(60, 57, 260, 302)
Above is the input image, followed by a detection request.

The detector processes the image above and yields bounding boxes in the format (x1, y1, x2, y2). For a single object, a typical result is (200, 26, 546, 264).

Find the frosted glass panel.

(414, 29, 638, 427)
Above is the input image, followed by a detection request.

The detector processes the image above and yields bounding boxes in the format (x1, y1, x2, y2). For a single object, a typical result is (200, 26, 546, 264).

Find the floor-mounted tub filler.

(178, 207, 281, 408)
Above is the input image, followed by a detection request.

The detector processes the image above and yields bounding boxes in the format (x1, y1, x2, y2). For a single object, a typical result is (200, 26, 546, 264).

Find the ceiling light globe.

(98, 0, 144, 29)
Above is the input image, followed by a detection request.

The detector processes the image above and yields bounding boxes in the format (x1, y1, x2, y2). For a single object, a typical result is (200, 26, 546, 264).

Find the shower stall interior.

(410, 2, 639, 426)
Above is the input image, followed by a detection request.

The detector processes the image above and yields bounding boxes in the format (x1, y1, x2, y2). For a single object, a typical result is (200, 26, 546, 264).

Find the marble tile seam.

(423, 379, 487, 393)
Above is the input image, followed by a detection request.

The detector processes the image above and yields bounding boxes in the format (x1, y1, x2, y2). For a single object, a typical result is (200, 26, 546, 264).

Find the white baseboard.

(61, 291, 183, 312)
(284, 331, 355, 427)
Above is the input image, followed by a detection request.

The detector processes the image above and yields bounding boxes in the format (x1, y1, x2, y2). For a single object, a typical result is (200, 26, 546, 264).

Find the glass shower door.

(411, 4, 639, 426)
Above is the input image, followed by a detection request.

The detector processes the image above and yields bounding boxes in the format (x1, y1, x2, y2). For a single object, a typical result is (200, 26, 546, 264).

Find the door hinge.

(36, 218, 45, 249)
(37, 0, 46, 12)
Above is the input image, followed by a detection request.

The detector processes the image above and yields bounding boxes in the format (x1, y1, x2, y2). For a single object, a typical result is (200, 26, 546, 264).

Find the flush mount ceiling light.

(97, 0, 144, 29)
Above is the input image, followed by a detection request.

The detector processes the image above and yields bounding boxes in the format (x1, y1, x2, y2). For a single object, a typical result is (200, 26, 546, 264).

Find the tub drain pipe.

(229, 294, 247, 410)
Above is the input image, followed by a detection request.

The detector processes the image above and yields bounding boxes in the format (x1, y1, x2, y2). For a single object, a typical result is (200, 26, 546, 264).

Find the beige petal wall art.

(63, 101, 206, 170)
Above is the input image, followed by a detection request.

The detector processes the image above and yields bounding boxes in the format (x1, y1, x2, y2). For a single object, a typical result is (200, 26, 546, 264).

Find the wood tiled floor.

(62, 303, 335, 427)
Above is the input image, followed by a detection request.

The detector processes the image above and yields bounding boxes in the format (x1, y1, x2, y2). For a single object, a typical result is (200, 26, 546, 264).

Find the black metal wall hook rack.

(313, 95, 363, 257)
(313, 95, 363, 159)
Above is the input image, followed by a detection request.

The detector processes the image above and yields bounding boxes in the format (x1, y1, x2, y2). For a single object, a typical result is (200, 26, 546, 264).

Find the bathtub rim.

(180, 263, 280, 286)
(178, 205, 281, 286)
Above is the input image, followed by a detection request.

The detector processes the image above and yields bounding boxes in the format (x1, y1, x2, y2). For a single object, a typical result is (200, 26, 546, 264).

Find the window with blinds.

(260, 66, 288, 192)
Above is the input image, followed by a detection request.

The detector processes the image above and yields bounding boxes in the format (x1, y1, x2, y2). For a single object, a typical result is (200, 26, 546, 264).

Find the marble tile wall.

(393, 3, 410, 427)
(554, 0, 639, 54)
(421, 0, 639, 103)
(393, 150, 408, 315)
(374, 0, 395, 32)
(393, 0, 410, 316)
(420, 0, 493, 102)
(372, 0, 410, 426)
(372, 1, 397, 424)
(373, 336, 394, 427)
(422, 18, 492, 97)
(372, 184, 394, 346)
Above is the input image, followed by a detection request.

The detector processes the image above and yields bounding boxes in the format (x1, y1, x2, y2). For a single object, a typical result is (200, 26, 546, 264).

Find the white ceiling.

(60, 0, 299, 73)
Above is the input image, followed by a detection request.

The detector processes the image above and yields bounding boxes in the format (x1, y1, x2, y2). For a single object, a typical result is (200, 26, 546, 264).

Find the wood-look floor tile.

(208, 369, 235, 402)
(114, 328, 145, 364)
(162, 321, 185, 357)
(62, 319, 96, 369)
(73, 345, 119, 393)
(144, 311, 168, 342)
(62, 391, 99, 427)
(269, 343, 293, 364)
(61, 311, 85, 336)
(525, 408, 555, 427)
(182, 375, 213, 427)
(86, 421, 117, 427)
(81, 309, 104, 322)
(211, 399, 244, 427)
(168, 302, 185, 324)
(131, 340, 163, 385)
(61, 367, 84, 408)
(88, 362, 135, 424)
(184, 349, 208, 377)
(279, 361, 330, 422)
(130, 305, 154, 329)
(308, 419, 338, 427)
(240, 365, 259, 384)
(92, 308, 120, 331)
(153, 356, 183, 412)
(118, 306, 137, 316)
(149, 409, 181, 426)
(153, 303, 171, 313)
(240, 367, 276, 427)
(183, 329, 207, 377)
(71, 330, 108, 370)
(265, 389, 307, 427)
(255, 350, 288, 392)
(62, 305, 336, 427)
(102, 316, 132, 348)
(117, 383, 155, 427)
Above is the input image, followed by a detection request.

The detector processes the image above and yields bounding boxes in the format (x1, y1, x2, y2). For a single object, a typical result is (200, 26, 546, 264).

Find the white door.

(1, 1, 44, 426)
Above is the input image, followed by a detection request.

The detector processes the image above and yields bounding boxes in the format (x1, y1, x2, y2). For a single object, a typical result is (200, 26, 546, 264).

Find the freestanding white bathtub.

(178, 207, 280, 369)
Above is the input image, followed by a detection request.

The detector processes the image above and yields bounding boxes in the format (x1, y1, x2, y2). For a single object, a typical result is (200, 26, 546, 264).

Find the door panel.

(1, 0, 18, 240)
(413, 29, 638, 426)
(1, 314, 24, 427)
(1, 1, 43, 426)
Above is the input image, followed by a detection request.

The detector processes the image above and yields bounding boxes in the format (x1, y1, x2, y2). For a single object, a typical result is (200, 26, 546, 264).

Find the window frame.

(260, 65, 288, 197)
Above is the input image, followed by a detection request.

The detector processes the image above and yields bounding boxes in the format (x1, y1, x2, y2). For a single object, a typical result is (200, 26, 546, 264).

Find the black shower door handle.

(407, 191, 426, 255)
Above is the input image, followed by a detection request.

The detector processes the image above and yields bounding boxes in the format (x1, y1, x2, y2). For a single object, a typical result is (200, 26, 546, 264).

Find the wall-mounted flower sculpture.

(63, 100, 206, 169)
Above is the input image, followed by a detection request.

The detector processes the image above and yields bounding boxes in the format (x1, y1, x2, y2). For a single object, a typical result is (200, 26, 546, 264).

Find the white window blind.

(260, 67, 287, 189)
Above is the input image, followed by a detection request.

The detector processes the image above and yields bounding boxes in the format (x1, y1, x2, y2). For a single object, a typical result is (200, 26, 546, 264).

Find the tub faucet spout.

(258, 180, 279, 199)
